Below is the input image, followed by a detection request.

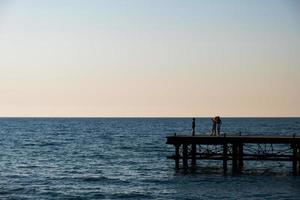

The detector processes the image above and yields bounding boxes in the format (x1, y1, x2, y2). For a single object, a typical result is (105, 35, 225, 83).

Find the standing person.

(192, 118, 196, 136)
(216, 116, 222, 136)
(211, 117, 217, 136)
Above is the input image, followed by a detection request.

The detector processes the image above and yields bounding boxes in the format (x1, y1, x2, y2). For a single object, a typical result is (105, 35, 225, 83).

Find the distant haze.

(0, 0, 299, 117)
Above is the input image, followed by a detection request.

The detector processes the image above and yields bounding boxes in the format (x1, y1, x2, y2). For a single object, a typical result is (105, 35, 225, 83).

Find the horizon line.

(0, 116, 299, 118)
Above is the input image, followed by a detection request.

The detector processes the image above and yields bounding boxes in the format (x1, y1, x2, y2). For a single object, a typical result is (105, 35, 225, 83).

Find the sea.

(0, 117, 300, 199)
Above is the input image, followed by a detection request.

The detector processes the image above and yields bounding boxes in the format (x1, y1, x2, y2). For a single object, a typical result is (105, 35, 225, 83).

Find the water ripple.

(0, 118, 300, 199)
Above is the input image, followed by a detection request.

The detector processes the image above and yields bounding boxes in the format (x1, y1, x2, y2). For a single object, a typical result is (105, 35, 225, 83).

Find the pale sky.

(0, 0, 299, 117)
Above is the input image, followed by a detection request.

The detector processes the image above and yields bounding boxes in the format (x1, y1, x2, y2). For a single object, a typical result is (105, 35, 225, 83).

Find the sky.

(0, 0, 299, 117)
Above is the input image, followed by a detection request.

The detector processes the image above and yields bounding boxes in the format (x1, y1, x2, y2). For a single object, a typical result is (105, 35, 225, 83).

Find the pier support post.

(238, 143, 244, 170)
(191, 143, 197, 166)
(232, 143, 238, 174)
(223, 143, 228, 173)
(296, 144, 300, 174)
(175, 144, 180, 169)
(182, 144, 188, 169)
(298, 145, 300, 173)
(292, 143, 298, 175)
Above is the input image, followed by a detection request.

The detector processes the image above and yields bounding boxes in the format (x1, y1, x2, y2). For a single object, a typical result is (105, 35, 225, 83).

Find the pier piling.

(191, 143, 197, 166)
(298, 145, 300, 173)
(182, 144, 188, 169)
(238, 143, 244, 169)
(232, 143, 238, 173)
(175, 144, 180, 169)
(293, 144, 297, 175)
(223, 143, 228, 173)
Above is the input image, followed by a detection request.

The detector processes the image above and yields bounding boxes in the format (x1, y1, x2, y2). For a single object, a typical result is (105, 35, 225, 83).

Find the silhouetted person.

(192, 118, 196, 136)
(211, 117, 217, 136)
(216, 116, 222, 136)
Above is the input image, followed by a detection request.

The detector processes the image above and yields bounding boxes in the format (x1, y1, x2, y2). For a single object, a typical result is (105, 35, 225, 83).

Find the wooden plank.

(167, 156, 295, 161)
(167, 135, 300, 145)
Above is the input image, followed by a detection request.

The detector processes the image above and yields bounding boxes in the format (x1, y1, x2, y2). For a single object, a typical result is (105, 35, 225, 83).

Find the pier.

(166, 134, 300, 175)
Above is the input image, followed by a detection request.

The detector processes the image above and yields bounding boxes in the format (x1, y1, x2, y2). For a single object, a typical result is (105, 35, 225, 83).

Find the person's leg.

(217, 125, 221, 136)
(212, 125, 215, 136)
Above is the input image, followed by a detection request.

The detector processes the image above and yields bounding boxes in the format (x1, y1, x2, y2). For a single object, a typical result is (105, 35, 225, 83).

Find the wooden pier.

(166, 134, 300, 175)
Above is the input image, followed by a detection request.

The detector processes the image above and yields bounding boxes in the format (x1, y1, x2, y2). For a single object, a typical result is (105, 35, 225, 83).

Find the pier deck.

(166, 134, 300, 174)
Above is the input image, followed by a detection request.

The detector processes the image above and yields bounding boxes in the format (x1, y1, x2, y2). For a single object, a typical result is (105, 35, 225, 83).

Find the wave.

(108, 193, 154, 199)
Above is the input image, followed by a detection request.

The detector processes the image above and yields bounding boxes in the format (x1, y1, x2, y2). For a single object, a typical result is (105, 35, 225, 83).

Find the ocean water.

(0, 118, 300, 199)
